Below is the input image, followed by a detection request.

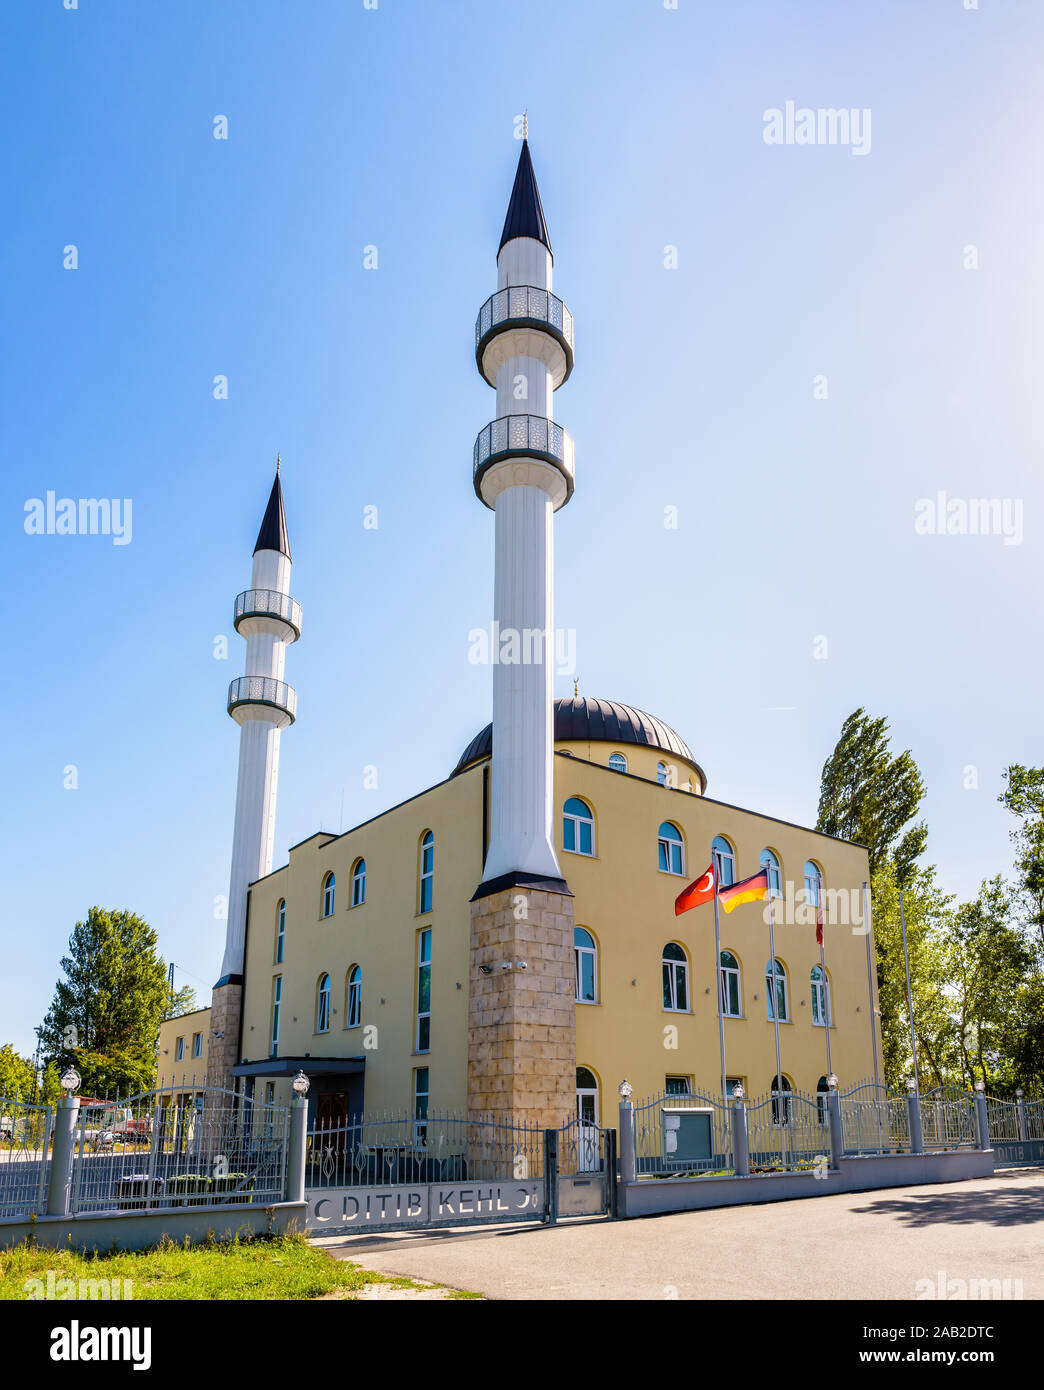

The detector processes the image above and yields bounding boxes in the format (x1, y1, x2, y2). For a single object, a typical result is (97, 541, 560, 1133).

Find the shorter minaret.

(210, 463, 301, 1086)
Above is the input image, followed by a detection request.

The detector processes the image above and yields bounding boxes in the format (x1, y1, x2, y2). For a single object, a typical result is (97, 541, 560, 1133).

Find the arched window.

(576, 1067, 599, 1124)
(816, 1075, 831, 1127)
(765, 958, 789, 1021)
(712, 835, 736, 887)
(275, 900, 286, 964)
(760, 848, 782, 898)
(656, 761, 669, 786)
(574, 928, 597, 1003)
(563, 797, 595, 856)
(316, 973, 331, 1034)
(352, 858, 366, 907)
(419, 832, 434, 914)
(321, 872, 336, 918)
(609, 752, 627, 774)
(658, 822, 685, 875)
(346, 965, 362, 1029)
(811, 964, 831, 1027)
(719, 950, 741, 1017)
(803, 860, 822, 907)
(770, 1074, 793, 1127)
(662, 942, 689, 1012)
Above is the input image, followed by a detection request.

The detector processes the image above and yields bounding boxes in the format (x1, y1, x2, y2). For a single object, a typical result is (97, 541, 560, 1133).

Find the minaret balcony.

(473, 413, 575, 508)
(475, 286, 574, 388)
(233, 588, 302, 641)
(227, 675, 297, 725)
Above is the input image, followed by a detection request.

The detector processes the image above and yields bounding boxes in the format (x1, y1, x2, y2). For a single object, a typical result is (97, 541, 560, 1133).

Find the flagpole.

(712, 860, 728, 1112)
(766, 871, 785, 1157)
(818, 875, 833, 1079)
(862, 880, 881, 1091)
(898, 887, 919, 1090)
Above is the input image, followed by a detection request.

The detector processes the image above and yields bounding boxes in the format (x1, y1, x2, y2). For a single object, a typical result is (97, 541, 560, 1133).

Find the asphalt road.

(315, 1169, 1044, 1300)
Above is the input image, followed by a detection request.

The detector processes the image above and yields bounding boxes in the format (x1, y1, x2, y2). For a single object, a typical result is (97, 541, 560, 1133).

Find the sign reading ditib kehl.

(307, 1182, 546, 1230)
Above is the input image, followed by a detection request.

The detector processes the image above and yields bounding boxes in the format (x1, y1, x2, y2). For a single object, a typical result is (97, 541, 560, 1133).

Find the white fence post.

(45, 1095, 79, 1217)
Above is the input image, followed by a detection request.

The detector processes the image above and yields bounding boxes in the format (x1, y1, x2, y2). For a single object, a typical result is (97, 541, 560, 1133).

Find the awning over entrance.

(232, 1056, 366, 1079)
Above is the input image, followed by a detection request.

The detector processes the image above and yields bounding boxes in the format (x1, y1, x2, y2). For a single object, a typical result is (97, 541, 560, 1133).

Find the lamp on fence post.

(731, 1082, 750, 1178)
(1016, 1088, 1028, 1143)
(973, 1080, 989, 1151)
(286, 1070, 309, 1209)
(617, 1081, 636, 1187)
(46, 1068, 81, 1217)
(906, 1077, 924, 1155)
(826, 1073, 842, 1171)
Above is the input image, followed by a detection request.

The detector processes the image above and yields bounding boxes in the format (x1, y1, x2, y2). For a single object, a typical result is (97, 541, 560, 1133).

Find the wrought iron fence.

(633, 1090, 734, 1176)
(745, 1089, 829, 1171)
(557, 1116, 606, 1176)
(985, 1096, 1021, 1141)
(838, 1082, 911, 1155)
(0, 1094, 52, 1218)
(920, 1087, 977, 1149)
(1023, 1099, 1044, 1141)
(306, 1109, 546, 1189)
(69, 1086, 289, 1214)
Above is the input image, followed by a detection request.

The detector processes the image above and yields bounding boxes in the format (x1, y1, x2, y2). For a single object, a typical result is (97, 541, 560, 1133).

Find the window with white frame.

(804, 860, 822, 907)
(574, 927, 597, 1003)
(656, 761, 669, 786)
(811, 964, 830, 1027)
(271, 977, 282, 1056)
(175, 1036, 184, 1062)
(413, 1067, 429, 1146)
(322, 872, 336, 918)
(416, 928, 431, 1051)
(662, 942, 689, 1011)
(609, 752, 627, 773)
(760, 848, 782, 898)
(419, 832, 434, 914)
(276, 899, 286, 963)
(192, 1032, 202, 1059)
(352, 859, 366, 907)
(347, 965, 362, 1029)
(712, 835, 736, 887)
(771, 1074, 793, 1127)
(816, 1076, 830, 1127)
(765, 958, 789, 1021)
(658, 822, 685, 875)
(316, 973, 331, 1033)
(665, 1075, 691, 1096)
(563, 797, 595, 856)
(719, 950, 741, 1017)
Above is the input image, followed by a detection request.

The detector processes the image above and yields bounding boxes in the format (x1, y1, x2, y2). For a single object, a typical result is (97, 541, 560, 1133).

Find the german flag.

(719, 868, 769, 915)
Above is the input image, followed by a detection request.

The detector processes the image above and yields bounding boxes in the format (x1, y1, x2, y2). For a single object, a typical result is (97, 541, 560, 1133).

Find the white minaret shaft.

(220, 468, 300, 980)
(474, 139, 575, 887)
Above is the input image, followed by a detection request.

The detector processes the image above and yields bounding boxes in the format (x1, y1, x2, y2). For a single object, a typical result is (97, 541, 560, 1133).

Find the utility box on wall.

(662, 1107, 713, 1164)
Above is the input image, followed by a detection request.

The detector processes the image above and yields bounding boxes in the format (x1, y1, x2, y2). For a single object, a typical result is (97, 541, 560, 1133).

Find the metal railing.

(69, 1085, 290, 1214)
(0, 1094, 52, 1218)
(745, 1089, 828, 1171)
(306, 1109, 546, 1188)
(234, 588, 302, 639)
(838, 1082, 911, 1155)
(227, 675, 297, 722)
(633, 1090, 734, 1176)
(920, 1087, 977, 1149)
(985, 1096, 1021, 1142)
(473, 414, 575, 485)
(475, 286, 574, 355)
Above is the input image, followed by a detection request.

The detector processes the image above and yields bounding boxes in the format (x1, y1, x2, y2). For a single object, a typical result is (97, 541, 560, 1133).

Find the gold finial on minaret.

(573, 677, 579, 699)
(276, 453, 281, 475)
(523, 109, 528, 141)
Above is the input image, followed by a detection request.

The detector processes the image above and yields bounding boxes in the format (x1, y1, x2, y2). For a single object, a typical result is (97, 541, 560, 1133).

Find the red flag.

(674, 863, 715, 915)
(816, 896, 825, 946)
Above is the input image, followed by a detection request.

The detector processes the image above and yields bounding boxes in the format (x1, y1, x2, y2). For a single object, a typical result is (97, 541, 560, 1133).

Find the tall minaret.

(211, 463, 301, 1086)
(468, 134, 577, 1129)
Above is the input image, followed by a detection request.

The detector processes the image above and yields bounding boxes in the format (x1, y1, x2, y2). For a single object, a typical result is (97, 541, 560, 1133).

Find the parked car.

(0, 1115, 14, 1142)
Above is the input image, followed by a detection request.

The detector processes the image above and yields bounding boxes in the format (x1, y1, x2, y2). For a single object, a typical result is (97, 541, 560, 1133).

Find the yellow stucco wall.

(156, 1008, 210, 1090)
(235, 740, 879, 1119)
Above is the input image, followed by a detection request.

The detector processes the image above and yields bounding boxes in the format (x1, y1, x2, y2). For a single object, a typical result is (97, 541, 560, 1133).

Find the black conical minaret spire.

(498, 138, 552, 258)
(253, 461, 291, 559)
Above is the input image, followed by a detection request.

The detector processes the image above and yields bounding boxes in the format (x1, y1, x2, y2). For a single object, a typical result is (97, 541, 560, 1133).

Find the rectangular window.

(419, 836, 434, 914)
(416, 929, 431, 1052)
(276, 903, 285, 963)
(271, 976, 282, 1056)
(665, 1075, 691, 1097)
(725, 1077, 744, 1098)
(175, 1037, 184, 1062)
(192, 1032, 202, 1059)
(413, 1067, 429, 1147)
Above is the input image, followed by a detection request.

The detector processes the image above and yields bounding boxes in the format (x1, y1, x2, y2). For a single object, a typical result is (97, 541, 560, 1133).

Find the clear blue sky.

(3, 1, 1041, 1056)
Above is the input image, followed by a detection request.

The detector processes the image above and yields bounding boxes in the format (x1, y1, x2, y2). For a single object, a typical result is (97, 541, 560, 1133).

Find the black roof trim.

(498, 139, 552, 258)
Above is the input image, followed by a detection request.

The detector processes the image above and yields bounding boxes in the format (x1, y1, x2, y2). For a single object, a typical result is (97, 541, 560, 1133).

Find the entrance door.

(575, 1067, 600, 1172)
(315, 1092, 350, 1151)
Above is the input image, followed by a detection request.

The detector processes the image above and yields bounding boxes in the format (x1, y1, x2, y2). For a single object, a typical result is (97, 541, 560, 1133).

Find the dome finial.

(276, 452, 281, 476)
(522, 108, 528, 141)
(573, 676, 579, 699)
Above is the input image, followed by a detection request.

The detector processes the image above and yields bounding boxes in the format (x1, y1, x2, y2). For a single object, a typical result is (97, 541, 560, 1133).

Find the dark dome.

(452, 697, 706, 789)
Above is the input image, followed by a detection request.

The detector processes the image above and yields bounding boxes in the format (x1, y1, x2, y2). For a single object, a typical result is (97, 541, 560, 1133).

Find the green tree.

(998, 765, 1044, 946)
(817, 708, 927, 881)
(0, 1044, 35, 1101)
(37, 907, 175, 1094)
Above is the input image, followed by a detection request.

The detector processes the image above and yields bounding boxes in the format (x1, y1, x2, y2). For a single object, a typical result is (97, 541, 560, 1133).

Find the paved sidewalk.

(315, 1169, 1044, 1300)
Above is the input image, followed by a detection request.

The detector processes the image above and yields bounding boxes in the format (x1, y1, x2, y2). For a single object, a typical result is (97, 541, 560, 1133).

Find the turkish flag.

(674, 863, 715, 916)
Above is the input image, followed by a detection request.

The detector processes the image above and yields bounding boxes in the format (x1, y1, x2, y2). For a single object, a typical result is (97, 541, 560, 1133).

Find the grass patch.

(0, 1232, 446, 1302)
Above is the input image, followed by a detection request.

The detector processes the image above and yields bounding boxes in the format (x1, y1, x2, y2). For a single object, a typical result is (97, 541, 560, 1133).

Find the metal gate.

(550, 1119, 616, 1219)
